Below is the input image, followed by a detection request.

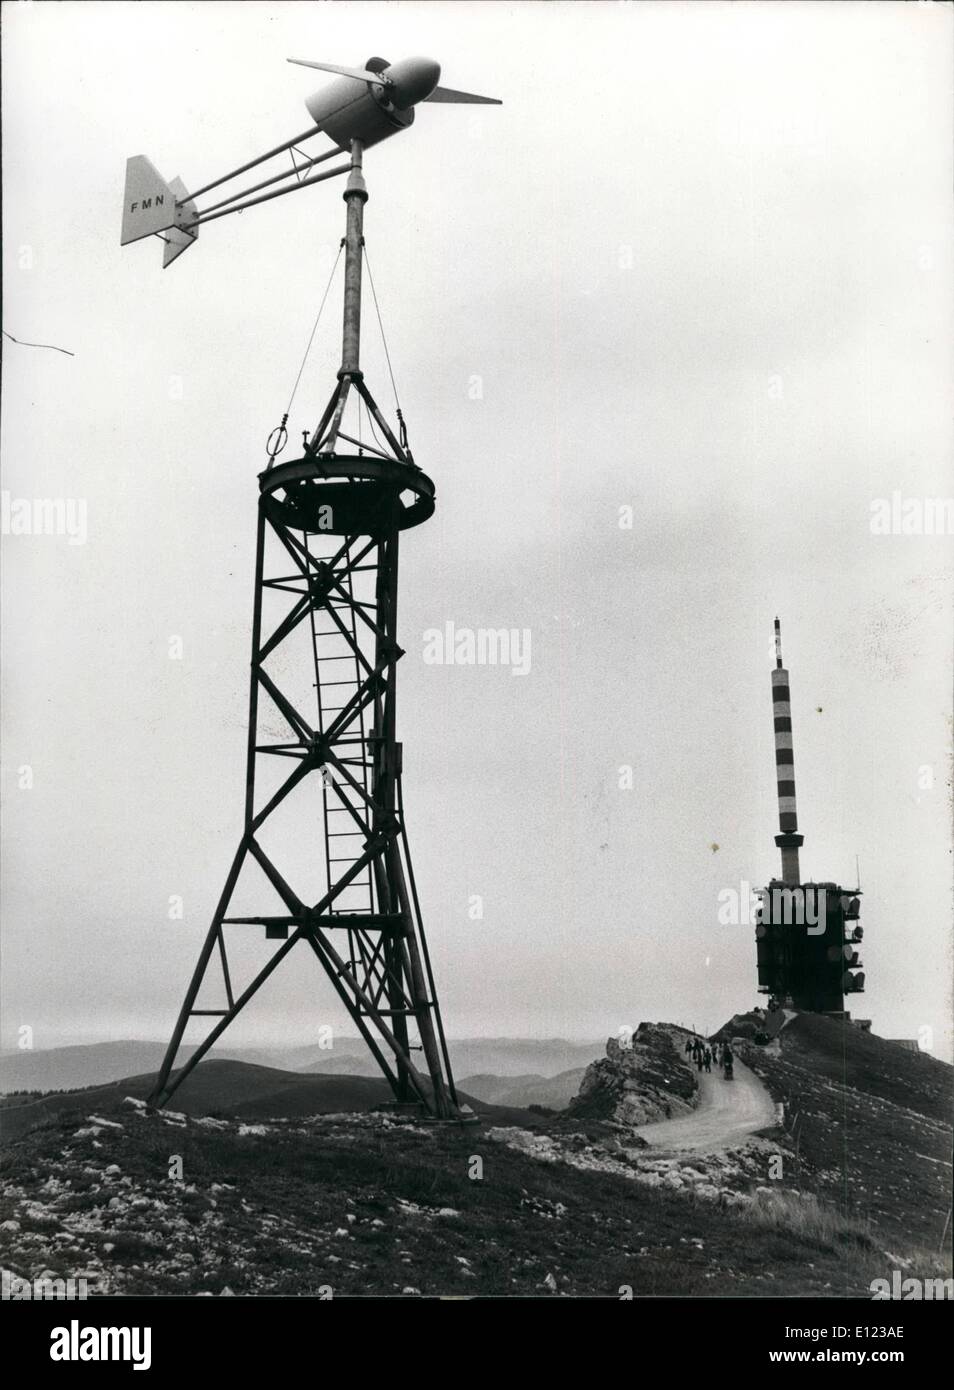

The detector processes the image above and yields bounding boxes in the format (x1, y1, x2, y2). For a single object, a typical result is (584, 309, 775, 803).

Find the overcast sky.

(2, 1, 952, 1061)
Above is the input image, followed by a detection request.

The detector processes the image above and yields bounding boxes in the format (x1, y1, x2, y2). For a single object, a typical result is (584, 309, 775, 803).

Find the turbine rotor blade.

(425, 85, 501, 105)
(287, 59, 501, 106)
(287, 58, 382, 83)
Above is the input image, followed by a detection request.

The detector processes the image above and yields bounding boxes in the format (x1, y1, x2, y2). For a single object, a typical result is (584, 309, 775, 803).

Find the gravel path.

(635, 1058, 775, 1152)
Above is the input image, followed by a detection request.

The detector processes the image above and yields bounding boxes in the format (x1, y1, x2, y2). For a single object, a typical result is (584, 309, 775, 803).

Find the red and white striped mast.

(771, 618, 804, 886)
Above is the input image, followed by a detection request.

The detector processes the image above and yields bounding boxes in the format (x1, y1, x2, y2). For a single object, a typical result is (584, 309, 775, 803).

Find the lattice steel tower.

(142, 105, 489, 1119)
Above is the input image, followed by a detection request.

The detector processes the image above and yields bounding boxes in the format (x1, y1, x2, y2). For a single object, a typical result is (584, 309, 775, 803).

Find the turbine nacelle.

(290, 54, 500, 148)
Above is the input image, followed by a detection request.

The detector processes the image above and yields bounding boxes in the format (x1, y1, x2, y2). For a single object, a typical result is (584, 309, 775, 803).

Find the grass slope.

(0, 1099, 891, 1298)
(738, 1015, 953, 1249)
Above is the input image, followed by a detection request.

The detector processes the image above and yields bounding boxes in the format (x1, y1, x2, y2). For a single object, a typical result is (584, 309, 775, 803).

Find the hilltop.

(1, 1017, 950, 1297)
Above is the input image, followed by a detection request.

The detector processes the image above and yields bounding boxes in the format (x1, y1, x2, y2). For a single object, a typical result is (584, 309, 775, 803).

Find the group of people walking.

(684, 1035, 733, 1078)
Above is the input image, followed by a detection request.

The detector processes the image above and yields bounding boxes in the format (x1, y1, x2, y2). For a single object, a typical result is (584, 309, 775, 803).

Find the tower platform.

(261, 454, 435, 536)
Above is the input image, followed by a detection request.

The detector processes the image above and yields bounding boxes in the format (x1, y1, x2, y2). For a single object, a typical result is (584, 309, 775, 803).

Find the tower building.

(755, 620, 866, 1014)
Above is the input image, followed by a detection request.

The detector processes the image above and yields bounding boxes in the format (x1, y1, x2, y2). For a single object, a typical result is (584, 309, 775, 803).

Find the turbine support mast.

(341, 140, 367, 376)
(308, 140, 374, 458)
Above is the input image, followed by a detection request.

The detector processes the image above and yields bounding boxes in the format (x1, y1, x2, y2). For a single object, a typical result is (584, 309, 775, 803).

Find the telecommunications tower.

(121, 56, 500, 1120)
(755, 619, 865, 1015)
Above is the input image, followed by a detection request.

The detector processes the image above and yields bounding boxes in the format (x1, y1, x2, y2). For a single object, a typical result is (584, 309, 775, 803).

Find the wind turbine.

(122, 60, 501, 1122)
(121, 56, 499, 265)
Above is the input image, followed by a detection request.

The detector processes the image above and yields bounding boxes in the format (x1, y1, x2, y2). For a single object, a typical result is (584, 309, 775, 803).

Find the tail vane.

(121, 157, 198, 266)
(162, 178, 199, 267)
(121, 156, 178, 244)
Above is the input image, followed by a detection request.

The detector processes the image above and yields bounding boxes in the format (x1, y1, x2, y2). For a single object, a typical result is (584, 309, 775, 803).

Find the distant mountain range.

(294, 1037, 603, 1080)
(456, 1068, 588, 1110)
(0, 1037, 604, 1099)
(0, 1059, 549, 1144)
(0, 1042, 286, 1095)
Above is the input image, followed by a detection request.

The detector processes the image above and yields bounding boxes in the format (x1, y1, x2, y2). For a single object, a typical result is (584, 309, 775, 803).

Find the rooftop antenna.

(123, 57, 500, 1122)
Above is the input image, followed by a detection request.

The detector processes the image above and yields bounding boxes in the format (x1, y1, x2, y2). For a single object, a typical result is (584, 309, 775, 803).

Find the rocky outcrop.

(566, 1024, 698, 1127)
(713, 1009, 779, 1046)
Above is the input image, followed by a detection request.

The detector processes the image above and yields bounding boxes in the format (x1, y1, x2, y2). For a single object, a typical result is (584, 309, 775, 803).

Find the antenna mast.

(772, 617, 804, 885)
